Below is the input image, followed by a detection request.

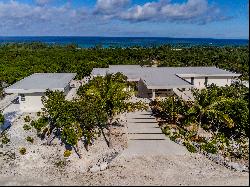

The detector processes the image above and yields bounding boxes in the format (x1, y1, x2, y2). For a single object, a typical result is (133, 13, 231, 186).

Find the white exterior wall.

(19, 93, 45, 112)
(183, 76, 233, 89)
(207, 77, 232, 87)
(19, 83, 72, 112)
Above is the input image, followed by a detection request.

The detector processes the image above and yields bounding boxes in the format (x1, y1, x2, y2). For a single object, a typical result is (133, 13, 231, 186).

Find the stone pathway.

(121, 109, 188, 157)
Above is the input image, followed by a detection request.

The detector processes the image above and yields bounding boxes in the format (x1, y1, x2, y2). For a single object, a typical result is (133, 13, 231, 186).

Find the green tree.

(157, 96, 187, 125)
(78, 73, 147, 148)
(187, 88, 235, 132)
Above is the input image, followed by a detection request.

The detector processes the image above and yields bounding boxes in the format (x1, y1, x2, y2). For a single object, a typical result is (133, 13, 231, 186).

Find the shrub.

(169, 132, 180, 141)
(24, 115, 31, 122)
(54, 160, 67, 168)
(26, 136, 34, 143)
(201, 141, 218, 154)
(183, 141, 197, 153)
(64, 150, 72, 157)
(23, 124, 31, 131)
(19, 147, 26, 155)
(37, 111, 41, 116)
(1, 134, 10, 144)
(30, 117, 48, 133)
(0, 112, 4, 125)
(162, 126, 171, 136)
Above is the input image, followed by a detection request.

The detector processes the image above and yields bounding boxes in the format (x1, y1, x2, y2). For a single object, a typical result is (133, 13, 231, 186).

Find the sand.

(0, 113, 249, 186)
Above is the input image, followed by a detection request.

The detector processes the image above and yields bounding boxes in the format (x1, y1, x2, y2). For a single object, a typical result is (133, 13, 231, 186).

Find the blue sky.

(0, 0, 248, 39)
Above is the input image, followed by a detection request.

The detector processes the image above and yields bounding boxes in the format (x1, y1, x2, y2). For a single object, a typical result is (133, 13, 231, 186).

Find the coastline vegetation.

(0, 42, 248, 88)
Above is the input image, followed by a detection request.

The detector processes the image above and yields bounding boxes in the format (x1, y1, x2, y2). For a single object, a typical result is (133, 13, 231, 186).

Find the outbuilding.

(4, 73, 76, 112)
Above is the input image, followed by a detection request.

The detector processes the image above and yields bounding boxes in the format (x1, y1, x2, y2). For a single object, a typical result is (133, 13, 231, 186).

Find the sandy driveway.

(0, 153, 248, 186)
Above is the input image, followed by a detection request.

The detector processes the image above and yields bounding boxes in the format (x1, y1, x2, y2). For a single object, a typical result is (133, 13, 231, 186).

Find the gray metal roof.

(5, 73, 76, 94)
(91, 66, 241, 89)
(92, 68, 109, 76)
(109, 65, 141, 69)
(141, 70, 193, 89)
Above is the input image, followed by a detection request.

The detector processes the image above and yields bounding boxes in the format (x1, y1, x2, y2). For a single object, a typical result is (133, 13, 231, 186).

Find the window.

(191, 77, 194, 85)
(20, 94, 25, 101)
(205, 77, 208, 86)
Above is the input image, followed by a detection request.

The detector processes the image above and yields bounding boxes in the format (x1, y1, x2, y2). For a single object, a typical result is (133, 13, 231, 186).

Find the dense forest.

(0, 43, 249, 86)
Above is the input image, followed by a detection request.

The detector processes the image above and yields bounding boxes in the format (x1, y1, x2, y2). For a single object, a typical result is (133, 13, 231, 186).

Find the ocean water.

(0, 36, 248, 48)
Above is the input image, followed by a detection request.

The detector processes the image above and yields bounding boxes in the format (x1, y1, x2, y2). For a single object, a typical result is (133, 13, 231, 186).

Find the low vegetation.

(64, 150, 72, 158)
(24, 116, 31, 122)
(26, 136, 34, 144)
(1, 133, 10, 144)
(23, 124, 31, 131)
(0, 112, 4, 126)
(151, 83, 249, 163)
(19, 147, 26, 155)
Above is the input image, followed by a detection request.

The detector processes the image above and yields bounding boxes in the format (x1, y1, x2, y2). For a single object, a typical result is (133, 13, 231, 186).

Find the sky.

(0, 0, 249, 39)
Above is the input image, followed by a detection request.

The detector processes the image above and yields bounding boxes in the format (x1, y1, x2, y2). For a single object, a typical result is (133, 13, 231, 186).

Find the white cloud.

(0, 0, 233, 36)
(94, 0, 130, 15)
(114, 0, 230, 24)
(0, 0, 88, 35)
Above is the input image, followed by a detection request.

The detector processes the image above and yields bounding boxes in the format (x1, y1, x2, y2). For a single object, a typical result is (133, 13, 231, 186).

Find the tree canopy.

(0, 43, 248, 85)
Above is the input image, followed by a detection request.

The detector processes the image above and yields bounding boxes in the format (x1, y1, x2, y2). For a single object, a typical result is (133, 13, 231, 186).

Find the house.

(91, 65, 241, 100)
(4, 73, 76, 112)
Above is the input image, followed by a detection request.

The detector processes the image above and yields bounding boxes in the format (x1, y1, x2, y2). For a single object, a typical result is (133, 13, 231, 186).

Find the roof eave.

(4, 88, 65, 94)
(147, 85, 194, 90)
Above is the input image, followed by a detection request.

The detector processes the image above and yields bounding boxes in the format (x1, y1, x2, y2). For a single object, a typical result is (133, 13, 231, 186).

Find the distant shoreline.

(0, 36, 248, 48)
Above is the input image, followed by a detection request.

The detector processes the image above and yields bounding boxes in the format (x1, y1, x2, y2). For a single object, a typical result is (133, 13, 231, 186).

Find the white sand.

(0, 113, 248, 186)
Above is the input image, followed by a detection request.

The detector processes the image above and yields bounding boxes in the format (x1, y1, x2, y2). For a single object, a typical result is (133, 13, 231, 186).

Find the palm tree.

(78, 73, 147, 148)
(187, 88, 235, 133)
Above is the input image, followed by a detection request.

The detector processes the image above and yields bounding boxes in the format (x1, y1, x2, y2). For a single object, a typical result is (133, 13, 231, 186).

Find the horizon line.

(0, 35, 248, 40)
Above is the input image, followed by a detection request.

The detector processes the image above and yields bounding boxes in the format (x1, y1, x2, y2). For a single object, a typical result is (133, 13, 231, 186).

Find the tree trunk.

(74, 145, 82, 159)
(46, 128, 56, 145)
(100, 127, 109, 147)
(108, 124, 113, 149)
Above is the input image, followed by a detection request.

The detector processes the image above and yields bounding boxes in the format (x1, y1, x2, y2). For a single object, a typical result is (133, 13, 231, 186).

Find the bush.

(201, 141, 218, 154)
(30, 117, 48, 133)
(54, 160, 67, 168)
(64, 150, 72, 157)
(24, 115, 31, 122)
(183, 141, 197, 153)
(19, 147, 26, 155)
(1, 134, 10, 144)
(169, 132, 180, 141)
(162, 126, 171, 136)
(37, 111, 41, 116)
(23, 124, 31, 131)
(0, 112, 4, 125)
(26, 136, 34, 143)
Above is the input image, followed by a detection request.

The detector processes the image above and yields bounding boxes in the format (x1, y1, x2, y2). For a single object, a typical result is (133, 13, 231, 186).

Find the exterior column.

(152, 89, 156, 100)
